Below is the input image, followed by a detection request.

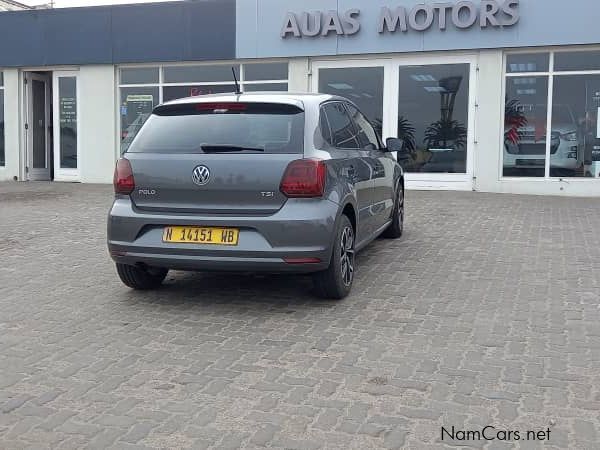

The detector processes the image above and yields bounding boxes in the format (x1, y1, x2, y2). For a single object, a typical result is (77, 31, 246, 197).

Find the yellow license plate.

(162, 226, 239, 245)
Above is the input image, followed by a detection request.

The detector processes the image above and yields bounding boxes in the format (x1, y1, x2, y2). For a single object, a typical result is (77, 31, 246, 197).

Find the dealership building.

(0, 0, 600, 195)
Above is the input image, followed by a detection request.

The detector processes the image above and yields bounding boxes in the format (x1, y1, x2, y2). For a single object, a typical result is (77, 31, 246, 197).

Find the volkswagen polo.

(108, 92, 406, 299)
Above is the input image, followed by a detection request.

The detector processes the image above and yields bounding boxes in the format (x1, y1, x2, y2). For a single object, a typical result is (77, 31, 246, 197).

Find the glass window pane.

(503, 76, 549, 177)
(347, 104, 380, 150)
(322, 102, 360, 149)
(163, 65, 240, 83)
(58, 77, 77, 169)
(554, 51, 600, 72)
(550, 74, 600, 178)
(120, 67, 159, 85)
(398, 64, 470, 173)
(0, 91, 4, 166)
(243, 83, 288, 92)
(506, 53, 549, 73)
(127, 103, 304, 155)
(244, 63, 288, 81)
(318, 66, 384, 135)
(0, 72, 3, 86)
(162, 84, 236, 103)
(120, 86, 159, 153)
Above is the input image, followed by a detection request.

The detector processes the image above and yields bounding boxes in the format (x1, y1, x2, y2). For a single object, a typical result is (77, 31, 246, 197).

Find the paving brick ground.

(1, 182, 600, 450)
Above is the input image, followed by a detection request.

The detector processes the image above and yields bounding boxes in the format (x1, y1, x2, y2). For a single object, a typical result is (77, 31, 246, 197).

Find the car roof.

(160, 91, 349, 110)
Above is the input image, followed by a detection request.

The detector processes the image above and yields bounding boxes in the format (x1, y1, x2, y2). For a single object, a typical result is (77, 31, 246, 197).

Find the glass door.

(311, 55, 477, 190)
(25, 73, 51, 181)
(393, 56, 476, 190)
(53, 71, 80, 181)
(311, 59, 396, 142)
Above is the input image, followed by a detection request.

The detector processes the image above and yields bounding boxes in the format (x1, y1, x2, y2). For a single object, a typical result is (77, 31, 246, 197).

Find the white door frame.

(53, 70, 81, 182)
(311, 53, 478, 191)
(25, 72, 51, 181)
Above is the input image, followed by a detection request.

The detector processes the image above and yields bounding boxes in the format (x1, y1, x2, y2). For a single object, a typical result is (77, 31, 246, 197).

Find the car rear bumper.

(107, 197, 338, 273)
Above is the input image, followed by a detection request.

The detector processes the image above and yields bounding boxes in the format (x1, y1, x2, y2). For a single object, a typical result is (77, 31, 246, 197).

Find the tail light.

(280, 159, 326, 198)
(113, 158, 135, 195)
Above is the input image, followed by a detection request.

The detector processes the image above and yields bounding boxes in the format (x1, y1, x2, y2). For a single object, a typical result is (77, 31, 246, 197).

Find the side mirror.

(386, 137, 405, 153)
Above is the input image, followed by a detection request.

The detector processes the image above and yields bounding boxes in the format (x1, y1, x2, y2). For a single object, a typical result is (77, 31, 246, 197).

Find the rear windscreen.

(126, 102, 304, 154)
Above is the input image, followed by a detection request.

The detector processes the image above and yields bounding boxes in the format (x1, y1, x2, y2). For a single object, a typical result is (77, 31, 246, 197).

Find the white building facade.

(1, 0, 600, 196)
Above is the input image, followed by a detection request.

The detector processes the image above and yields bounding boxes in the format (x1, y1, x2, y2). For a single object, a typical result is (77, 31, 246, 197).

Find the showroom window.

(0, 72, 4, 167)
(118, 61, 289, 153)
(504, 50, 600, 178)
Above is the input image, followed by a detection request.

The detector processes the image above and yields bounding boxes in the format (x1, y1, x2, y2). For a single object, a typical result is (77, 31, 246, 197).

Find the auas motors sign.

(281, 0, 520, 38)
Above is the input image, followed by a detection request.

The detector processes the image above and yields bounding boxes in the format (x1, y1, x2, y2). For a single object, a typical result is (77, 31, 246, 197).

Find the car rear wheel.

(116, 263, 168, 290)
(382, 183, 404, 239)
(312, 214, 354, 300)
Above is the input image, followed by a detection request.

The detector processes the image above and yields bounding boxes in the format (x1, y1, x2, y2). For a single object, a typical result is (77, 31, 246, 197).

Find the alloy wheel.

(340, 226, 355, 286)
(397, 185, 404, 232)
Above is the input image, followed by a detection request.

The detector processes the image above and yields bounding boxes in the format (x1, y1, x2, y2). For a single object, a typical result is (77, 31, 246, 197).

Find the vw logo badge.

(192, 165, 211, 186)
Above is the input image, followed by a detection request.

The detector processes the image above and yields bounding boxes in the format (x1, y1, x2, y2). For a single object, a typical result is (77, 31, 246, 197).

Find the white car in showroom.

(504, 104, 581, 176)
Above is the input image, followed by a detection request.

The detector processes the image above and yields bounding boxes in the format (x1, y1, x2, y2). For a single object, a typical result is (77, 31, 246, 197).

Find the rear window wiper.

(200, 145, 265, 153)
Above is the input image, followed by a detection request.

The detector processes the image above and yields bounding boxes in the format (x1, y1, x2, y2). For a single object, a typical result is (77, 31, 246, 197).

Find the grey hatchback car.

(108, 92, 405, 299)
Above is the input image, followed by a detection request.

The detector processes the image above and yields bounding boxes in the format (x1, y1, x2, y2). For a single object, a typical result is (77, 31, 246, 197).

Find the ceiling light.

(411, 74, 437, 82)
(327, 83, 353, 90)
(424, 86, 447, 92)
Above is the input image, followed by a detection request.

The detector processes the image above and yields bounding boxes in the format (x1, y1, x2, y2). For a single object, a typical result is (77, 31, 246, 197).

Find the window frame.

(502, 48, 600, 180)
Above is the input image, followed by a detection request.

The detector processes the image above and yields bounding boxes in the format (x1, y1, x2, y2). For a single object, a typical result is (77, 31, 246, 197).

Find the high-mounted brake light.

(196, 103, 247, 111)
(113, 158, 135, 195)
(280, 159, 327, 198)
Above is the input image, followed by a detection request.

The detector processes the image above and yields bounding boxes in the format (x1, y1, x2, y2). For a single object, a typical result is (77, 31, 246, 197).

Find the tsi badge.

(192, 165, 211, 186)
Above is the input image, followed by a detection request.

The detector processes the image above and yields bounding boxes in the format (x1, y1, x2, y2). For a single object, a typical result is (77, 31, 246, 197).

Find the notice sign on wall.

(125, 94, 154, 124)
(60, 97, 76, 126)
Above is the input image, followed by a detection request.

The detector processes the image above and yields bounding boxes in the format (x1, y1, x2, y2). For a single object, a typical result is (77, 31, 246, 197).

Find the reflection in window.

(120, 67, 159, 85)
(318, 67, 384, 135)
(554, 51, 600, 72)
(244, 63, 288, 81)
(59, 77, 77, 169)
(163, 65, 240, 83)
(162, 85, 235, 103)
(506, 53, 550, 73)
(120, 87, 158, 154)
(398, 64, 469, 173)
(503, 76, 549, 177)
(321, 103, 360, 149)
(243, 83, 288, 92)
(551, 75, 600, 178)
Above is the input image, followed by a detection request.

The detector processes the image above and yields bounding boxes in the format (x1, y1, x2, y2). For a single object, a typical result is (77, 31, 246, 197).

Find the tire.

(382, 182, 404, 239)
(116, 263, 168, 290)
(312, 215, 355, 300)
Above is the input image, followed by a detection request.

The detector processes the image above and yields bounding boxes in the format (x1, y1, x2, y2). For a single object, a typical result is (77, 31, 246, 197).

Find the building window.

(0, 72, 4, 167)
(504, 50, 600, 178)
(118, 61, 288, 154)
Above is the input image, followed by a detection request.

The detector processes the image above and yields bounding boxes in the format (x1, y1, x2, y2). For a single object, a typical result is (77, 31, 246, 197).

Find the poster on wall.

(59, 79, 78, 169)
(125, 94, 154, 125)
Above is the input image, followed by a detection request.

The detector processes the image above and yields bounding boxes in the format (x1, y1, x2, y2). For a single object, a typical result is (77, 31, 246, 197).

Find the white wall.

(0, 69, 21, 182)
(288, 58, 310, 92)
(78, 65, 117, 184)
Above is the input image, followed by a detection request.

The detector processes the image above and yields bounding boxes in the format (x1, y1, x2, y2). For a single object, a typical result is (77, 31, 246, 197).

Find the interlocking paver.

(1, 182, 600, 449)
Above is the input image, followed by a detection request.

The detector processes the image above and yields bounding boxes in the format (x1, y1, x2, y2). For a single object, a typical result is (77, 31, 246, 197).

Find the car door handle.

(347, 165, 356, 177)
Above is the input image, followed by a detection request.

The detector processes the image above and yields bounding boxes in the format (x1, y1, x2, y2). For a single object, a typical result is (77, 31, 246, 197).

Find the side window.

(347, 104, 380, 150)
(319, 108, 332, 147)
(322, 102, 360, 149)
